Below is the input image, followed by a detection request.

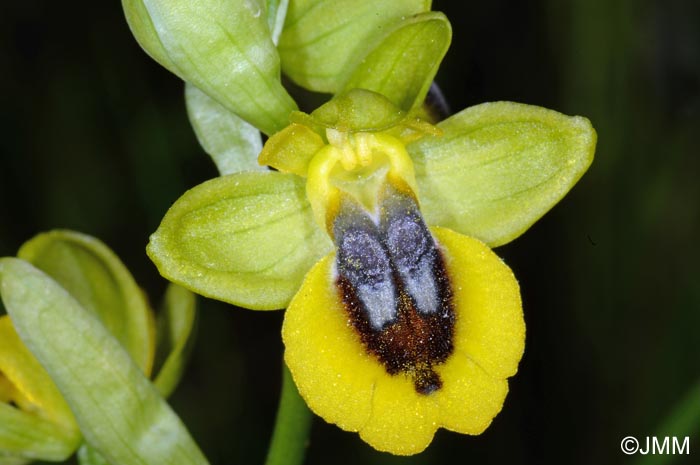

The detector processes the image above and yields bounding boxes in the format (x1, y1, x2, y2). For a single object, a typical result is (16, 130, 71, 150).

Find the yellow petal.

(359, 374, 439, 455)
(435, 350, 508, 434)
(283, 227, 524, 455)
(284, 255, 440, 455)
(432, 226, 525, 379)
(283, 255, 384, 432)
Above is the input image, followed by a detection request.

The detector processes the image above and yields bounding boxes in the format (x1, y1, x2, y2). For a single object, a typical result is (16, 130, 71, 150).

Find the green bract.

(17, 230, 154, 374)
(1, 231, 200, 464)
(409, 101, 596, 246)
(153, 284, 198, 398)
(122, 0, 297, 136)
(0, 258, 207, 465)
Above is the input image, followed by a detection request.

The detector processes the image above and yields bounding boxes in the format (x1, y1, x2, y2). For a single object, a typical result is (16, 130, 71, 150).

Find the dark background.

(1, 1, 699, 464)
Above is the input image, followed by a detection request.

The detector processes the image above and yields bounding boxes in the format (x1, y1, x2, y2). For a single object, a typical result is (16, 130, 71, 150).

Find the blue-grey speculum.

(332, 183, 455, 394)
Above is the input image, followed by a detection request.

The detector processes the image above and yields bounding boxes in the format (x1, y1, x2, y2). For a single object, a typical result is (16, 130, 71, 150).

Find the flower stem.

(633, 379, 700, 465)
(264, 362, 313, 465)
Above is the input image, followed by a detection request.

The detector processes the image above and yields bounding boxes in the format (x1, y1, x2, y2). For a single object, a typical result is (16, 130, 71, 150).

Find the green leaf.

(341, 12, 451, 112)
(0, 317, 80, 462)
(185, 83, 265, 176)
(278, 0, 430, 93)
(147, 171, 332, 310)
(408, 101, 596, 246)
(153, 284, 197, 398)
(0, 258, 209, 465)
(17, 230, 154, 375)
(122, 0, 297, 135)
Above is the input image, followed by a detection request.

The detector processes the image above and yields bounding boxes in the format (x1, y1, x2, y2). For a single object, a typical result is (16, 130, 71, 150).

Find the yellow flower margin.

(283, 226, 525, 455)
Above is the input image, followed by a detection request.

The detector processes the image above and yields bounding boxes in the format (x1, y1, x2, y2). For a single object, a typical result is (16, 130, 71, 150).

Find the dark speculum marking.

(333, 191, 454, 395)
(336, 226, 397, 330)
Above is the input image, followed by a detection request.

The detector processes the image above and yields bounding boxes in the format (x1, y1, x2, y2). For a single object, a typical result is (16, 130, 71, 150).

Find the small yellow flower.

(261, 91, 524, 454)
(147, 89, 595, 455)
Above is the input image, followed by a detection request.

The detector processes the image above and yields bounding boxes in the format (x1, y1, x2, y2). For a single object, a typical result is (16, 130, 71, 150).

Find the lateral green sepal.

(147, 172, 333, 309)
(408, 101, 596, 246)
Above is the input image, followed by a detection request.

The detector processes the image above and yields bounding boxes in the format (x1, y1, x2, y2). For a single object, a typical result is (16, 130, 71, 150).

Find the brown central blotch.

(333, 188, 455, 395)
(337, 252, 454, 394)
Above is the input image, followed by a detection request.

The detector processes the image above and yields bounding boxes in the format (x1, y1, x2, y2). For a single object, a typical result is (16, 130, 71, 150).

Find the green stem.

(264, 362, 313, 465)
(633, 380, 700, 465)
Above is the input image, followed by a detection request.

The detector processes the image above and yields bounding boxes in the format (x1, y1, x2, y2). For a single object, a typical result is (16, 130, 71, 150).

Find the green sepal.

(0, 317, 80, 462)
(122, 0, 297, 136)
(278, 0, 430, 93)
(153, 284, 197, 398)
(0, 258, 209, 465)
(147, 172, 332, 310)
(185, 83, 265, 176)
(17, 230, 155, 375)
(341, 12, 452, 112)
(408, 101, 596, 246)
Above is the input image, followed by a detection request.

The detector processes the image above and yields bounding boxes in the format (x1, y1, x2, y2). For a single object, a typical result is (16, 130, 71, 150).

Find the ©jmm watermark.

(620, 436, 690, 455)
